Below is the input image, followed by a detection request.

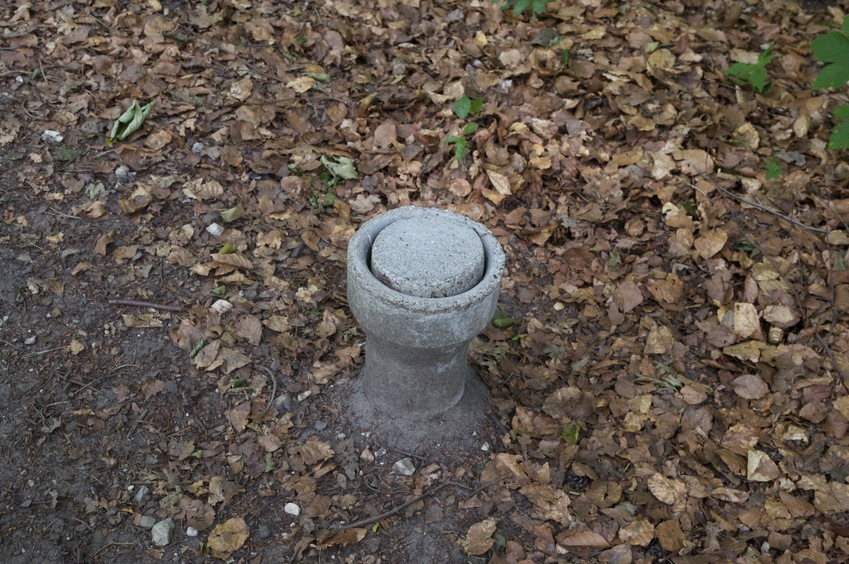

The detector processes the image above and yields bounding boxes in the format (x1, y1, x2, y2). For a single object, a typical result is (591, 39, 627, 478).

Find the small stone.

(138, 515, 157, 529)
(392, 457, 416, 476)
(24, 336, 36, 345)
(191, 142, 204, 154)
(296, 391, 311, 402)
(284, 502, 300, 516)
(41, 130, 63, 143)
(273, 393, 292, 412)
(186, 526, 198, 537)
(314, 420, 327, 431)
(258, 524, 272, 539)
(133, 485, 150, 505)
(151, 518, 174, 546)
(206, 223, 225, 237)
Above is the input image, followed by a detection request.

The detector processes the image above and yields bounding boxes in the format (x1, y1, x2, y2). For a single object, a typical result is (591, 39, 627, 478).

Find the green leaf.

(812, 31, 849, 63)
(844, 17, 849, 36)
(468, 97, 483, 116)
(109, 100, 155, 141)
(454, 142, 467, 161)
(320, 155, 358, 180)
(561, 423, 581, 444)
(492, 308, 515, 329)
(813, 62, 849, 90)
(445, 135, 464, 145)
(454, 96, 471, 119)
(829, 120, 849, 150)
(462, 122, 479, 135)
(219, 206, 244, 223)
(513, 0, 530, 16)
(756, 45, 775, 65)
(765, 157, 783, 180)
(833, 104, 849, 120)
(561, 49, 570, 66)
(219, 242, 237, 254)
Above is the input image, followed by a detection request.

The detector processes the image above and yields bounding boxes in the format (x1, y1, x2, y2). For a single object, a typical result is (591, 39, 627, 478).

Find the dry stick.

(107, 299, 182, 312)
(259, 365, 278, 417)
(334, 480, 495, 531)
(689, 180, 829, 234)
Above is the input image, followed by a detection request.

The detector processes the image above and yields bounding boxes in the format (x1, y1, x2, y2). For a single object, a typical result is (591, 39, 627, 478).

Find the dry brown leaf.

(693, 229, 727, 259)
(207, 517, 250, 559)
(618, 517, 654, 546)
(656, 519, 686, 552)
(644, 325, 674, 355)
(647, 473, 687, 509)
(558, 530, 609, 547)
(746, 449, 780, 482)
(316, 527, 368, 548)
(235, 315, 263, 345)
(732, 302, 761, 339)
(613, 280, 643, 313)
(723, 341, 767, 362)
(460, 519, 497, 555)
(227, 401, 251, 433)
(731, 374, 769, 400)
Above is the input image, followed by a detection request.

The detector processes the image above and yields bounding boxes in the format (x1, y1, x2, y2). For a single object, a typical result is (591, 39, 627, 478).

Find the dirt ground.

(3, 0, 849, 562)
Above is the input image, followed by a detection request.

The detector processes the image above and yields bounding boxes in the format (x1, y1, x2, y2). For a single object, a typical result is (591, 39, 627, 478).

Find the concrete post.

(347, 206, 505, 428)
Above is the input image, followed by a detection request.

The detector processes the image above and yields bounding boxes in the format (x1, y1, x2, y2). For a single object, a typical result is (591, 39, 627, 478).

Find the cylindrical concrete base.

(346, 206, 505, 429)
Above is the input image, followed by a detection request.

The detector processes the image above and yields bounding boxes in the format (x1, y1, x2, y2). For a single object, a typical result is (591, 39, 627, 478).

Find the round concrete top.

(370, 216, 485, 298)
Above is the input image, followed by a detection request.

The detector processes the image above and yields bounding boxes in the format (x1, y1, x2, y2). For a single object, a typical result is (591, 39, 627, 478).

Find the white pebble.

(186, 526, 198, 537)
(284, 502, 300, 516)
(206, 223, 224, 236)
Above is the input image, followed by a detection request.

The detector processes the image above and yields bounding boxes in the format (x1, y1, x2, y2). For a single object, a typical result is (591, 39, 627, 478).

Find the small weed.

(812, 19, 849, 149)
(725, 45, 774, 93)
(765, 156, 784, 180)
(445, 95, 482, 161)
(495, 0, 555, 17)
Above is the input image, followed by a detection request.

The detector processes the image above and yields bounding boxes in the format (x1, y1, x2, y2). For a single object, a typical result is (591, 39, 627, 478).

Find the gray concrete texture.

(345, 206, 505, 449)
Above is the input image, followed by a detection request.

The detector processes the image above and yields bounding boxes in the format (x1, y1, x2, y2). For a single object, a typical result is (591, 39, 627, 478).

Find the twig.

(126, 408, 148, 439)
(108, 299, 182, 312)
(259, 365, 278, 417)
(334, 480, 494, 531)
(690, 180, 829, 233)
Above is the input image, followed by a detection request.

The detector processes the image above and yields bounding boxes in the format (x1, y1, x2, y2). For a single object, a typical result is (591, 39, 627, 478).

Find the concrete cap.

(370, 217, 485, 298)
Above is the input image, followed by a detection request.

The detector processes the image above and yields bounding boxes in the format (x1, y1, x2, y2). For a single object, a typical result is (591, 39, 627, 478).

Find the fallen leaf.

(731, 374, 769, 400)
(747, 449, 780, 482)
(207, 517, 250, 559)
(460, 519, 497, 555)
(316, 527, 368, 548)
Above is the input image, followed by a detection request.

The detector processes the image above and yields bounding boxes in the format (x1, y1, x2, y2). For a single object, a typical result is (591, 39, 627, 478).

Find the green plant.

(495, 0, 555, 17)
(765, 156, 783, 180)
(812, 20, 849, 149)
(725, 45, 774, 93)
(445, 95, 482, 161)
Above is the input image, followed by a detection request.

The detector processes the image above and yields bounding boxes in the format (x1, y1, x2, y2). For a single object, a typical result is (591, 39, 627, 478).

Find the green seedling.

(813, 20, 849, 149)
(812, 18, 849, 90)
(827, 104, 849, 150)
(445, 95, 483, 161)
(495, 0, 555, 17)
(725, 46, 774, 93)
(765, 156, 784, 180)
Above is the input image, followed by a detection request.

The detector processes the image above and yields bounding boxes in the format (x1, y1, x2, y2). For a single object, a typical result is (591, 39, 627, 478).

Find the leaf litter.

(1, 0, 849, 562)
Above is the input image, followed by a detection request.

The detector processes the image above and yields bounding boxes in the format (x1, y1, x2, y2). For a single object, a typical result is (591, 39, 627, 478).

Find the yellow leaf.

(207, 517, 250, 559)
(460, 519, 497, 555)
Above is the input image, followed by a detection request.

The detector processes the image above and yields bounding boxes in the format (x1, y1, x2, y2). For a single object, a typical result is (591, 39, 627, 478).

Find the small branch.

(108, 299, 182, 312)
(259, 366, 279, 417)
(333, 479, 495, 531)
(690, 179, 828, 233)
